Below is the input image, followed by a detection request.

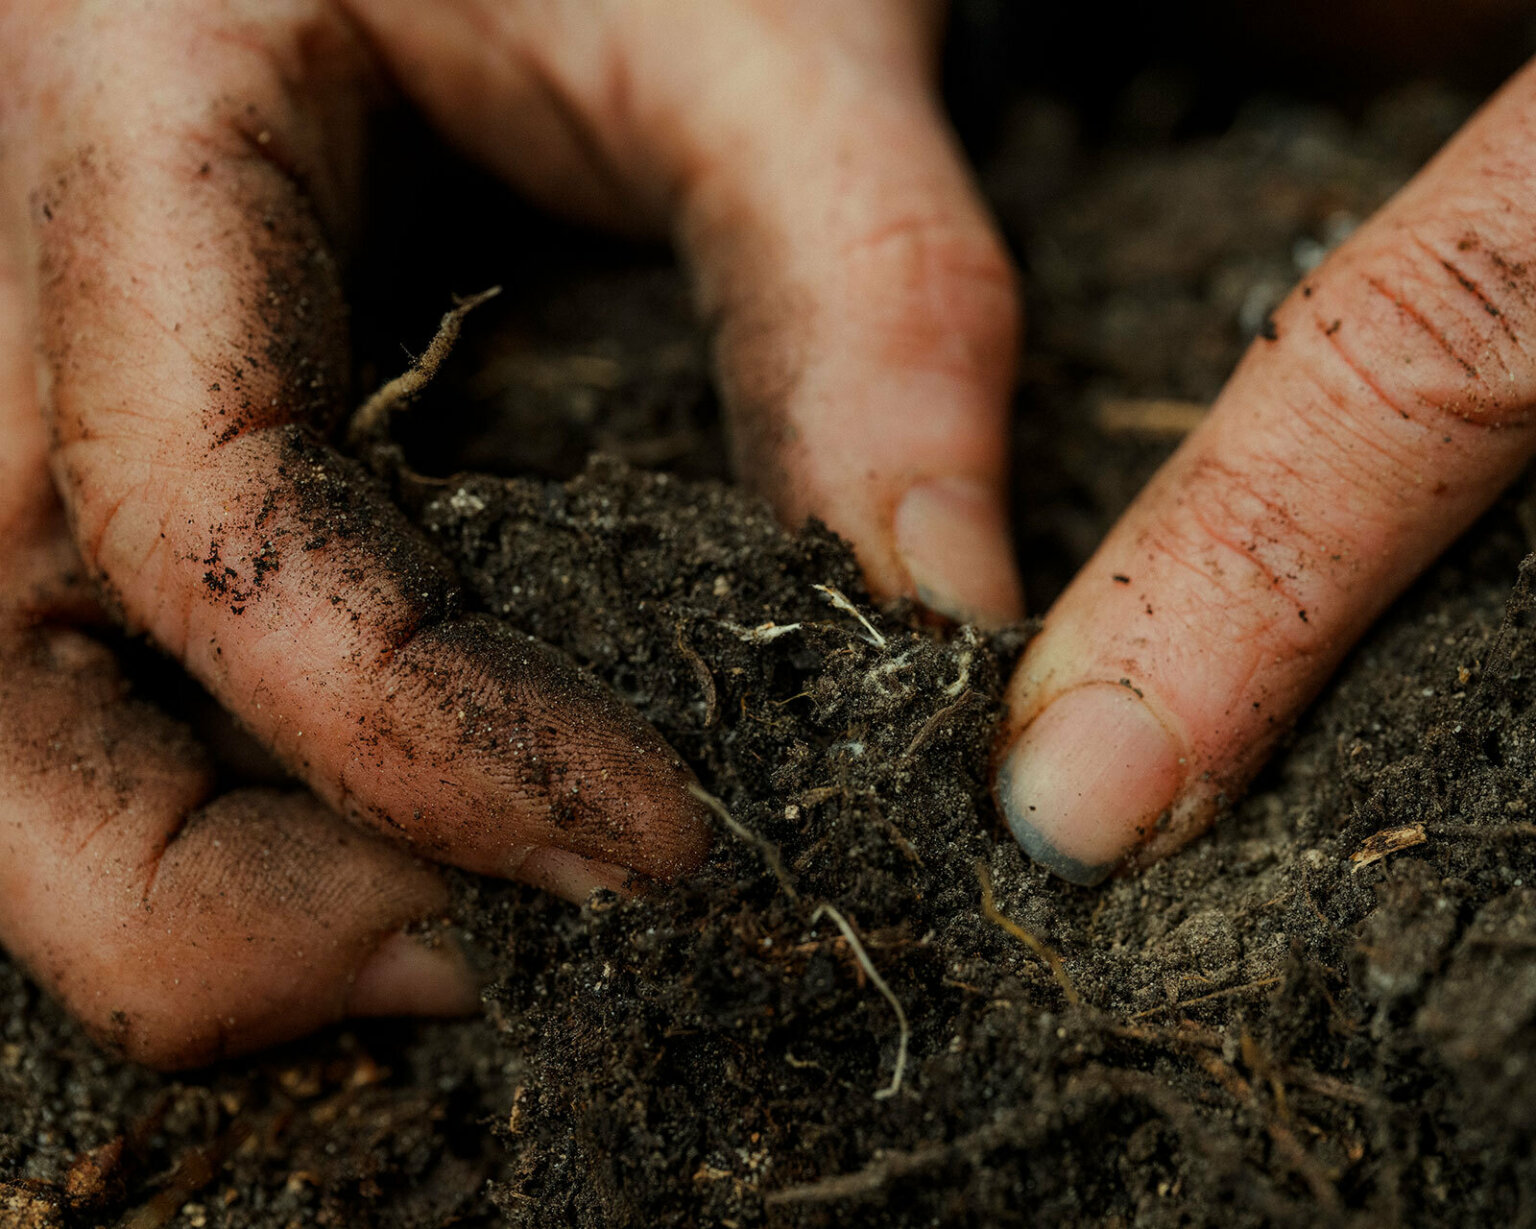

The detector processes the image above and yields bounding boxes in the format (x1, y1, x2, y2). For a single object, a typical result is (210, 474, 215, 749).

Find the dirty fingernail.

(996, 682, 1185, 885)
(893, 476, 1024, 627)
(517, 846, 639, 903)
(349, 930, 481, 1018)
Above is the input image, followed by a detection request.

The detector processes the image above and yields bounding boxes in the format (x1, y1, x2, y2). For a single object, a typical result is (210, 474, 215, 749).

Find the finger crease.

(1362, 274, 1480, 380)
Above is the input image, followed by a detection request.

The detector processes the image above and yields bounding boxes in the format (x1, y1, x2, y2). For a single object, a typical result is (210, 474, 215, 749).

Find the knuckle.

(1321, 221, 1536, 431)
(840, 207, 1020, 381)
(53, 457, 190, 642)
(75, 990, 210, 1071)
(1281, 363, 1433, 514)
(1142, 453, 1330, 656)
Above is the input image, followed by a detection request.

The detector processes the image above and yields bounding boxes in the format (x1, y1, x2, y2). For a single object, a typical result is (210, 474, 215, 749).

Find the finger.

(341, 0, 1024, 625)
(4, 4, 710, 890)
(2, 159, 473, 1071)
(0, 180, 83, 621)
(997, 59, 1536, 883)
(670, 6, 1026, 625)
(0, 624, 476, 1070)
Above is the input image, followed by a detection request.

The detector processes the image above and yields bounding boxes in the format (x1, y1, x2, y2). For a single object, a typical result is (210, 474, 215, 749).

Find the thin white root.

(810, 903, 910, 1101)
(720, 620, 805, 644)
(687, 783, 798, 902)
(944, 628, 978, 698)
(348, 286, 502, 443)
(813, 585, 886, 648)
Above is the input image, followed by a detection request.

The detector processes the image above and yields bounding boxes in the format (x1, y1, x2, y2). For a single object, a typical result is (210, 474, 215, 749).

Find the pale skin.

(1, 0, 1534, 1068)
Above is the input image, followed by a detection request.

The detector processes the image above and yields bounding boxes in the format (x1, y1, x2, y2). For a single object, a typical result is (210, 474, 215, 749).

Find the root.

(674, 625, 719, 727)
(901, 689, 974, 761)
(687, 783, 798, 902)
(975, 861, 1080, 1005)
(347, 286, 502, 444)
(943, 628, 978, 698)
(1105, 1019, 1224, 1052)
(721, 619, 804, 643)
(765, 1121, 1006, 1205)
(810, 904, 910, 1101)
(813, 584, 886, 647)
(122, 1116, 256, 1228)
(767, 1065, 1216, 1206)
(1128, 975, 1282, 1020)
(1427, 820, 1536, 840)
(1197, 1052, 1342, 1213)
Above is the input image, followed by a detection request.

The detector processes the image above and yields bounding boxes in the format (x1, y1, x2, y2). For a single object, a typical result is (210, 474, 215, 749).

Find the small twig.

(1127, 976, 1283, 1020)
(1095, 396, 1208, 438)
(813, 584, 887, 647)
(810, 904, 910, 1101)
(1349, 822, 1426, 872)
(687, 783, 798, 902)
(975, 862, 1080, 1005)
(348, 286, 502, 443)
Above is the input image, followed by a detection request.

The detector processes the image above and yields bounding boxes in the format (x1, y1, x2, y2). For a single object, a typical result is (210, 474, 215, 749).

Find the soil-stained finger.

(998, 58, 1536, 883)
(0, 622, 476, 1070)
(2, 2, 711, 884)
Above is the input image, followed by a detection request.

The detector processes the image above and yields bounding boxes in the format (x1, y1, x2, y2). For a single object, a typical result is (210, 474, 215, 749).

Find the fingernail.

(517, 847, 638, 903)
(996, 683, 1185, 885)
(893, 477, 1024, 626)
(349, 930, 481, 1018)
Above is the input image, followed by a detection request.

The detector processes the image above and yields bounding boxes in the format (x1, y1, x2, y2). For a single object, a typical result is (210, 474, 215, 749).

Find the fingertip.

(893, 475, 1024, 625)
(347, 930, 482, 1020)
(995, 682, 1186, 885)
(508, 764, 712, 902)
(517, 847, 641, 903)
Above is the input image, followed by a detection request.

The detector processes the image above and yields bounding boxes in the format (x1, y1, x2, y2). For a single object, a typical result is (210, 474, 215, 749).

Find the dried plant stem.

(348, 286, 501, 443)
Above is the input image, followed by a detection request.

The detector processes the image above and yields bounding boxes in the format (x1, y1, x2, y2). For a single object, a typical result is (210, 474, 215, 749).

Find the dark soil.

(9, 35, 1536, 1229)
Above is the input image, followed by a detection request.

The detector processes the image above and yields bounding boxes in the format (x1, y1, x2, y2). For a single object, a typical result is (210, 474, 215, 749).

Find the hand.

(996, 59, 1536, 883)
(0, 0, 1022, 1067)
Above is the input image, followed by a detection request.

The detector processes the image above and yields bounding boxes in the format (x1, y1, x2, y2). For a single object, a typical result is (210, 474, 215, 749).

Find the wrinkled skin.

(1, 0, 1535, 1068)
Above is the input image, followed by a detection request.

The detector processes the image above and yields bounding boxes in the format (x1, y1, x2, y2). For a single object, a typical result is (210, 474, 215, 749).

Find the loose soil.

(8, 31, 1536, 1229)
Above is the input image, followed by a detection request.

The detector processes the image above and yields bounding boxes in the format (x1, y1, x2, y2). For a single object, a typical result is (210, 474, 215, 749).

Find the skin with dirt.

(7, 48, 1536, 1229)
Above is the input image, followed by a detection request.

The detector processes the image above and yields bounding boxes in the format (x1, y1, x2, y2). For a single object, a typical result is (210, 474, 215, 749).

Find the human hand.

(0, 0, 1017, 1068)
(995, 58, 1536, 883)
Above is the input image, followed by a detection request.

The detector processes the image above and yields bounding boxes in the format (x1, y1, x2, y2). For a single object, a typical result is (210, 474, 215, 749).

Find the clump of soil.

(9, 54, 1536, 1229)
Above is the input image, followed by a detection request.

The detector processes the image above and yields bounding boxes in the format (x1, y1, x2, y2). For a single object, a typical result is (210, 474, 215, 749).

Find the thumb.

(998, 58, 1536, 883)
